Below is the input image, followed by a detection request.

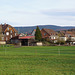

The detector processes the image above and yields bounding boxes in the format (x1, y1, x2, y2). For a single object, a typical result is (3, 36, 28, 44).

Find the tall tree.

(35, 26, 42, 41)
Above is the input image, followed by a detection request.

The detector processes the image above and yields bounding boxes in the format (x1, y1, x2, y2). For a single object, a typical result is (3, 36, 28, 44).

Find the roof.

(33, 29, 36, 31)
(65, 31, 75, 37)
(0, 24, 17, 32)
(42, 28, 56, 35)
(65, 31, 73, 34)
(19, 36, 35, 39)
(19, 33, 25, 37)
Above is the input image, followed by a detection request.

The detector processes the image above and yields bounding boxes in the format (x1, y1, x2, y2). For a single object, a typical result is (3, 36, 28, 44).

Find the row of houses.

(31, 28, 75, 45)
(0, 24, 75, 46)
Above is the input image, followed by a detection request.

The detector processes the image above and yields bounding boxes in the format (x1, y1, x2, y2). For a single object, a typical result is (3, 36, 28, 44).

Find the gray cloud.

(41, 9, 75, 16)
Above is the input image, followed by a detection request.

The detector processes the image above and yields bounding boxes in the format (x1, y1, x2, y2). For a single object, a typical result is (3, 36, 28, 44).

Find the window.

(10, 35, 12, 38)
(2, 37, 4, 40)
(2, 33, 4, 35)
(7, 27, 9, 30)
(10, 30, 12, 33)
(44, 33, 46, 36)
(6, 37, 8, 41)
(54, 37, 55, 39)
(15, 33, 16, 36)
(6, 32, 9, 35)
(51, 32, 53, 35)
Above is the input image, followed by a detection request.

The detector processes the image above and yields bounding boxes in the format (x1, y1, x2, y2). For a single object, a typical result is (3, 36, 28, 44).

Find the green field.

(0, 46, 75, 75)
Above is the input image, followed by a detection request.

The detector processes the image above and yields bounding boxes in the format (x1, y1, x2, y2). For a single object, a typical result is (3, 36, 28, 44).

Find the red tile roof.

(60, 31, 75, 37)
(42, 28, 56, 35)
(19, 36, 35, 39)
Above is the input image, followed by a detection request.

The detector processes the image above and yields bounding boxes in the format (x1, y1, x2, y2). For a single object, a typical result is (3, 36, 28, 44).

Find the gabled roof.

(0, 24, 17, 32)
(1, 24, 8, 32)
(65, 31, 73, 34)
(42, 28, 56, 35)
(59, 30, 75, 37)
(19, 36, 35, 39)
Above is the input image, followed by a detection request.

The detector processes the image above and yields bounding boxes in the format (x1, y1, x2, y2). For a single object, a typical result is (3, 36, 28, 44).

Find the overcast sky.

(0, 0, 75, 27)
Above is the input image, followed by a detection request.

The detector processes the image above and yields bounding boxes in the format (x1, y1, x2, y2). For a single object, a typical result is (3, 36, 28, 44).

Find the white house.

(59, 37, 68, 41)
(70, 37, 75, 41)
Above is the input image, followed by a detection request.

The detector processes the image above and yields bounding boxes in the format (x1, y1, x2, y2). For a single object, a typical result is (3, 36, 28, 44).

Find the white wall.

(0, 41, 6, 44)
(50, 35, 59, 40)
(71, 37, 75, 41)
(59, 37, 67, 41)
(36, 42, 43, 46)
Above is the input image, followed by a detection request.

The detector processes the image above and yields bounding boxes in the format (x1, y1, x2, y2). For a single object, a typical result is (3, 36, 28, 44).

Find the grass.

(0, 46, 75, 75)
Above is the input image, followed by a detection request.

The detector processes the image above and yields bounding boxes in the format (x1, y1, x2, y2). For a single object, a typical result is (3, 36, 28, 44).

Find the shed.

(19, 36, 35, 46)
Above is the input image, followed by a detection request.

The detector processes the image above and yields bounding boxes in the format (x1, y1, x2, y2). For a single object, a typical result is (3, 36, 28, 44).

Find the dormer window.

(7, 27, 9, 30)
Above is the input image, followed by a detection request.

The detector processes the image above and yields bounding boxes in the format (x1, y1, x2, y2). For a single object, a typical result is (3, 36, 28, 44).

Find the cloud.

(41, 9, 75, 16)
(11, 10, 39, 15)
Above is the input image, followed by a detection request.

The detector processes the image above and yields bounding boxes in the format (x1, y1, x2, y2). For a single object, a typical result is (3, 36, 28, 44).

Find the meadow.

(0, 45, 75, 75)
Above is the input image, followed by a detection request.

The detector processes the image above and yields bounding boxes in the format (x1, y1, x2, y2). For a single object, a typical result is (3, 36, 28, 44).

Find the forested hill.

(14, 25, 75, 33)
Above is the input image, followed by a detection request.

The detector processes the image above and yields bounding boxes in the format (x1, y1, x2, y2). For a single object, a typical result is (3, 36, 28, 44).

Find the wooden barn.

(11, 35, 35, 46)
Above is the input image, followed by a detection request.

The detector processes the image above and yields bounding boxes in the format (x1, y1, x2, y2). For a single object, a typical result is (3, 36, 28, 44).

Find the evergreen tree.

(35, 26, 42, 41)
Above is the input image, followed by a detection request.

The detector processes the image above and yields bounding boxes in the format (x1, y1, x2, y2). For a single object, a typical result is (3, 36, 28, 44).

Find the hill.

(14, 25, 75, 33)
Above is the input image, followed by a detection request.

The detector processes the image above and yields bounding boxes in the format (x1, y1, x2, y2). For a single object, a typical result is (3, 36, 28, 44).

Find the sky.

(0, 0, 75, 27)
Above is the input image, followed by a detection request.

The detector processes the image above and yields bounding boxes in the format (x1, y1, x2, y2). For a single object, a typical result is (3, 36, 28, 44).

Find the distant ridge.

(14, 25, 75, 33)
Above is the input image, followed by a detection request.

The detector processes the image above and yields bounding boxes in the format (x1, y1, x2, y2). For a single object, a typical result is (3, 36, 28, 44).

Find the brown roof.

(42, 28, 56, 35)
(60, 30, 75, 37)
(0, 24, 17, 32)
(60, 31, 65, 33)
(65, 31, 72, 34)
(8, 25, 18, 33)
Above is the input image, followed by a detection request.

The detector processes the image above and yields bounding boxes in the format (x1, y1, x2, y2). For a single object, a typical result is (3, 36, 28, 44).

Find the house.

(58, 30, 75, 45)
(19, 36, 35, 46)
(65, 31, 75, 37)
(59, 36, 68, 41)
(11, 34, 35, 46)
(60, 31, 75, 37)
(70, 36, 75, 41)
(69, 36, 75, 45)
(31, 29, 36, 36)
(19, 33, 26, 37)
(41, 28, 58, 39)
(0, 23, 18, 43)
(31, 29, 41, 36)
